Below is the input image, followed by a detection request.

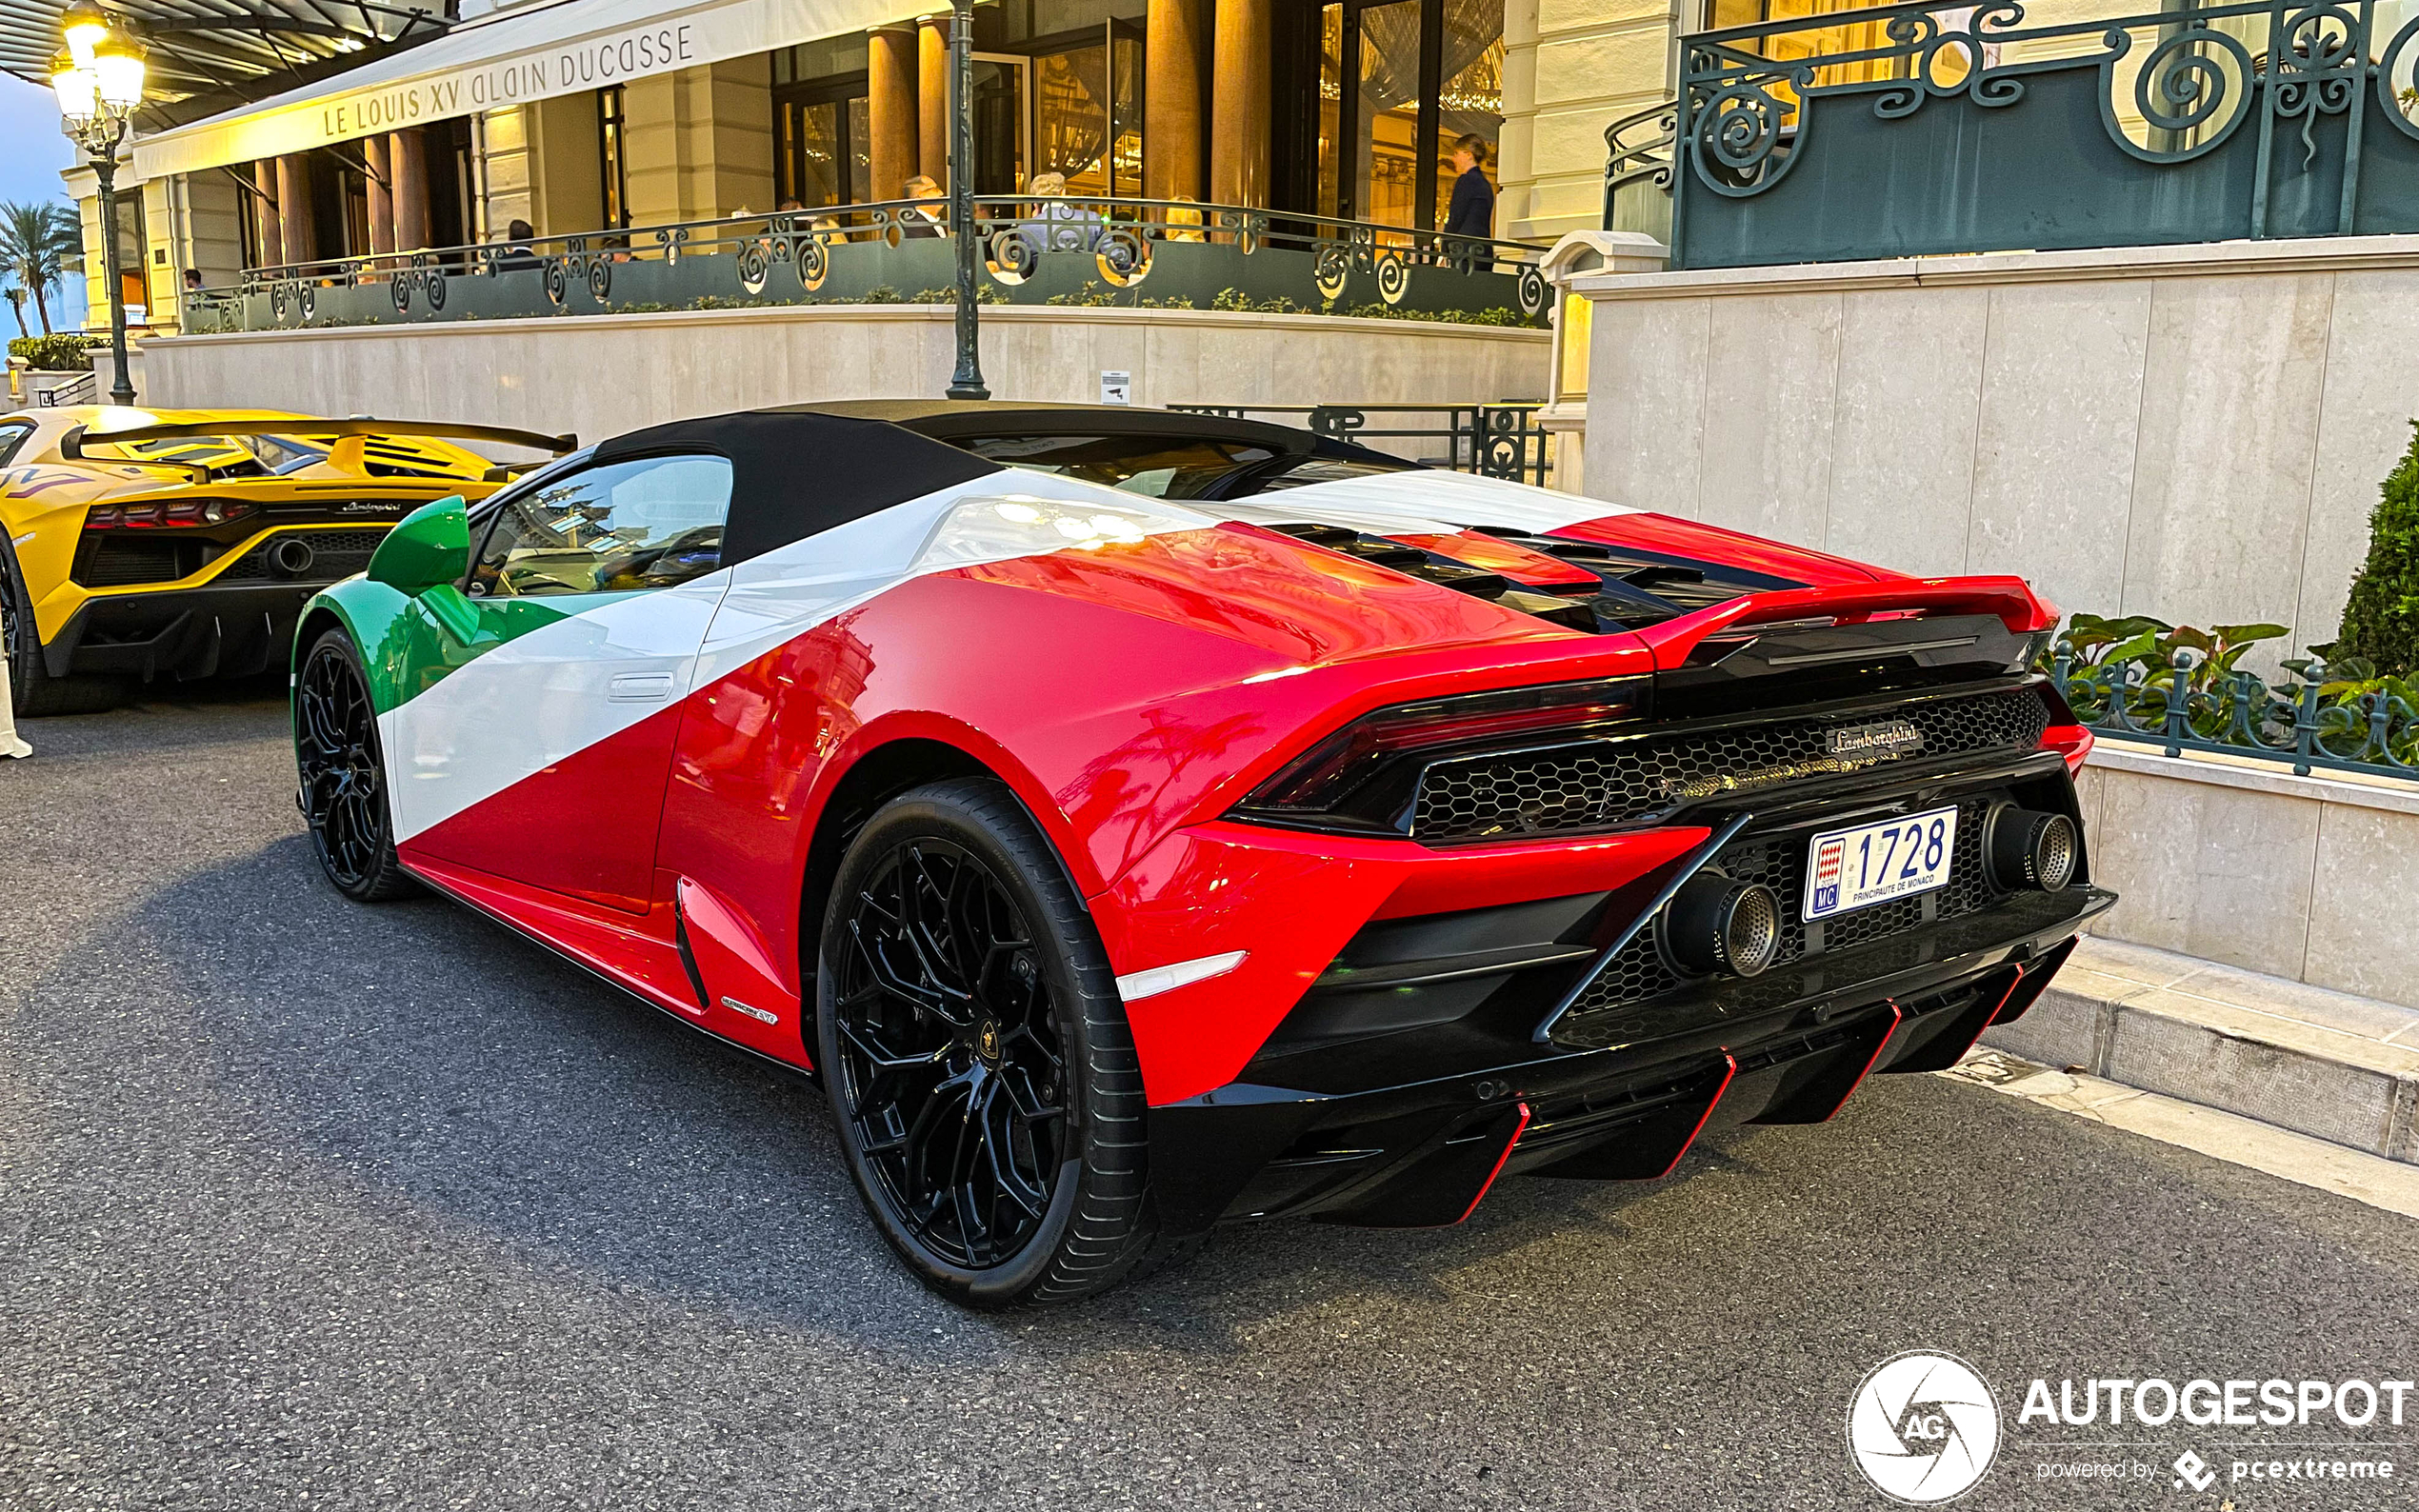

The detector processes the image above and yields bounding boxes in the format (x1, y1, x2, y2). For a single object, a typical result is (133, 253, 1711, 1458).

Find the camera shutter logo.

(1846, 1351, 2002, 1503)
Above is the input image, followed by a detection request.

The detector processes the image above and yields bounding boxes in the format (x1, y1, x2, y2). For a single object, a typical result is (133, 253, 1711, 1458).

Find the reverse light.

(1238, 677, 1645, 826)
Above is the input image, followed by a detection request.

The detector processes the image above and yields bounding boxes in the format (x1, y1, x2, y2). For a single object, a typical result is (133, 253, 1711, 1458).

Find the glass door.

(776, 88, 872, 209)
(971, 54, 1031, 194)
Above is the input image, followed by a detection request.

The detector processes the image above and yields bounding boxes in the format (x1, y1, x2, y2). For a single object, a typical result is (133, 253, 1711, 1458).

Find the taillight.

(1238, 677, 1645, 827)
(2043, 722, 2093, 774)
(2036, 681, 2093, 774)
(86, 499, 253, 529)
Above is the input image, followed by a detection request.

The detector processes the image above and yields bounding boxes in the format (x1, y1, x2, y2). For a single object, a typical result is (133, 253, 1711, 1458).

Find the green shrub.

(9, 332, 100, 370)
(2334, 420, 2419, 675)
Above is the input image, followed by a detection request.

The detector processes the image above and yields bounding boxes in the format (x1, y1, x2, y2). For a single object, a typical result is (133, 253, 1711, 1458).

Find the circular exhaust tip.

(1988, 806, 2079, 892)
(268, 537, 317, 579)
(1667, 870, 1783, 979)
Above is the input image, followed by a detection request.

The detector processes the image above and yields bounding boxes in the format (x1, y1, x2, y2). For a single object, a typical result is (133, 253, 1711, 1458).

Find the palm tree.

(5, 282, 27, 339)
(0, 202, 84, 336)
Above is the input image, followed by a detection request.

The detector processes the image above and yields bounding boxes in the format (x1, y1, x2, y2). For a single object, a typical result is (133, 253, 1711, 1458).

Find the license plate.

(1804, 805, 1959, 921)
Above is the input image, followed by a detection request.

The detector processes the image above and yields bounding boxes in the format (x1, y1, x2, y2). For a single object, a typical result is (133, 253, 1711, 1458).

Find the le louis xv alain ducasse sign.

(132, 0, 897, 179)
(315, 23, 700, 139)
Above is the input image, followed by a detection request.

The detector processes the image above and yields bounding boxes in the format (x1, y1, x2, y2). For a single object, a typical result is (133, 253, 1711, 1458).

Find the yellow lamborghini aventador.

(0, 407, 572, 715)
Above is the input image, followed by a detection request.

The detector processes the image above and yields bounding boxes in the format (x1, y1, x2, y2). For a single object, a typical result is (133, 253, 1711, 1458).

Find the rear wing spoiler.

(59, 417, 578, 463)
(1634, 577, 2060, 671)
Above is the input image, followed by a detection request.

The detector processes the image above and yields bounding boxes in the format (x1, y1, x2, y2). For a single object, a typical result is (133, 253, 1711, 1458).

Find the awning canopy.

(130, 0, 900, 181)
(0, 0, 450, 126)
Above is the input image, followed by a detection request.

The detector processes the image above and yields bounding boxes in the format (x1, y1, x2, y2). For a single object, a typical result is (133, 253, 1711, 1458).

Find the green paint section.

(297, 495, 679, 715)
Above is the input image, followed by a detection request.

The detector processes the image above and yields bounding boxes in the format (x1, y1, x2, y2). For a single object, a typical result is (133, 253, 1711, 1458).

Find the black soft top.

(585, 401, 1376, 565)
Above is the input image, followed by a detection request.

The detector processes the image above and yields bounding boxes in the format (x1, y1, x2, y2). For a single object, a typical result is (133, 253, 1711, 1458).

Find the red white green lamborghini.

(287, 400, 2109, 1306)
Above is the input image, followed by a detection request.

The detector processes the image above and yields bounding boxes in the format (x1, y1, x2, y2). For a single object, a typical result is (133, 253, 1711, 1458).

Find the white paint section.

(377, 576, 730, 844)
(1115, 950, 1249, 1004)
(381, 470, 1217, 844)
(1229, 468, 1637, 539)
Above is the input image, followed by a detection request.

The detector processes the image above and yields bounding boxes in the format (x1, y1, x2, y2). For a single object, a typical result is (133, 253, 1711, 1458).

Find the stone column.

(364, 135, 396, 255)
(390, 129, 431, 251)
(1209, 0, 1271, 207)
(918, 15, 950, 189)
(868, 25, 920, 201)
(249, 159, 282, 270)
(1145, 0, 1206, 203)
(273, 153, 317, 266)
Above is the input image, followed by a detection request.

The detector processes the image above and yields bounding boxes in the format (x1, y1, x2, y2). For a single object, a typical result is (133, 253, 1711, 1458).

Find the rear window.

(957, 433, 1277, 499)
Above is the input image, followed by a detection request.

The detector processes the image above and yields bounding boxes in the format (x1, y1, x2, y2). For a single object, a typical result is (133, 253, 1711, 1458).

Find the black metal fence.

(182, 195, 1552, 333)
(1169, 403, 1556, 487)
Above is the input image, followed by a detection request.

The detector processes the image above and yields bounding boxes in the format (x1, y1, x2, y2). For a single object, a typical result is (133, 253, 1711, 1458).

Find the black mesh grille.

(1560, 794, 2003, 1020)
(1412, 686, 2049, 843)
(213, 529, 390, 582)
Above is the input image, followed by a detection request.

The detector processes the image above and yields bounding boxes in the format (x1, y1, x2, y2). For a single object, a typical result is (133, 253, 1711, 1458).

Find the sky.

(1, 72, 89, 332)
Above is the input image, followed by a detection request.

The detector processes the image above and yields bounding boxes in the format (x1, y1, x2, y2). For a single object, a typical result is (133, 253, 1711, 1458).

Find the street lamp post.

(944, 0, 988, 401)
(50, 6, 146, 408)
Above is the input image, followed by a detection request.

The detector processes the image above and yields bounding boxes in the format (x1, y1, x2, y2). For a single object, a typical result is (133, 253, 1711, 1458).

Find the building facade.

(69, 0, 1690, 328)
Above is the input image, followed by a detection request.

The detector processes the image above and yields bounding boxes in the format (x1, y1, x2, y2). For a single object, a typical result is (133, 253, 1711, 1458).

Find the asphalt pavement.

(5, 691, 2418, 1512)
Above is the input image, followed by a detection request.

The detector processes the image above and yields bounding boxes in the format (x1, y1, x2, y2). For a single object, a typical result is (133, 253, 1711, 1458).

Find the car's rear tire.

(0, 536, 124, 717)
(295, 627, 418, 903)
(816, 777, 1164, 1307)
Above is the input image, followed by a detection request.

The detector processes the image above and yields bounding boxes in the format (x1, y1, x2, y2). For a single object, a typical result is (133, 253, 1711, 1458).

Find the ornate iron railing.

(1645, 0, 2419, 267)
(2051, 644, 2419, 782)
(1603, 100, 1678, 242)
(1166, 402, 1555, 487)
(180, 195, 1551, 333)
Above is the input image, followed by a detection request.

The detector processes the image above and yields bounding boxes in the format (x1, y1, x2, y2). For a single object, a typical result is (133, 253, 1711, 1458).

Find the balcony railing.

(1609, 0, 2419, 268)
(181, 196, 1552, 333)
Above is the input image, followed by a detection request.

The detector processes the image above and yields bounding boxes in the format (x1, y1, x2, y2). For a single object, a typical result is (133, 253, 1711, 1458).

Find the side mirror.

(367, 495, 470, 594)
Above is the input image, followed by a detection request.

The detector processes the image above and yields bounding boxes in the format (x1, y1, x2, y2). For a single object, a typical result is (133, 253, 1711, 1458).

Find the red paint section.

(1553, 512, 1887, 587)
(1389, 531, 1606, 588)
(675, 875, 810, 1062)
(401, 851, 712, 1028)
(405, 698, 692, 914)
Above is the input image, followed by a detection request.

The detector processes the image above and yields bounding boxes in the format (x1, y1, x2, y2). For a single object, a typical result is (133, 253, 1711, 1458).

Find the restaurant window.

(598, 86, 630, 229)
(1296, 0, 1502, 231)
(774, 36, 872, 209)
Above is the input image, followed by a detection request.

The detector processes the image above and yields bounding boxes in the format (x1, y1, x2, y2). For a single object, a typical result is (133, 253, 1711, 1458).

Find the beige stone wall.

(2074, 747, 2419, 1013)
(624, 57, 776, 227)
(139, 305, 1549, 446)
(1499, 0, 1675, 243)
(1574, 233, 2419, 661)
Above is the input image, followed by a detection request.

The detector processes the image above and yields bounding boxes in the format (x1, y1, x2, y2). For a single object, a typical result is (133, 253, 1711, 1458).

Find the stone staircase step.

(1980, 937, 2419, 1164)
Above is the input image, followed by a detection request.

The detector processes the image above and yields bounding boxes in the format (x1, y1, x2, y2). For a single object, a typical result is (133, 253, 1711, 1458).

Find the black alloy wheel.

(818, 778, 1161, 1306)
(295, 628, 417, 901)
(0, 537, 122, 717)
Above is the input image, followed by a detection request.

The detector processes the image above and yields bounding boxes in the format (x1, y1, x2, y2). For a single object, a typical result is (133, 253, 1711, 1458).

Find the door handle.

(608, 671, 676, 703)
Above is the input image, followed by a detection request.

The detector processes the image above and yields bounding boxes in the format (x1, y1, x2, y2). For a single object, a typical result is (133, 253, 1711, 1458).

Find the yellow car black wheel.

(0, 535, 124, 717)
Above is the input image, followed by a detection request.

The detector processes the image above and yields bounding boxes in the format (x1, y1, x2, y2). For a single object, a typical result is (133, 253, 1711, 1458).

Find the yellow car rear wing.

(58, 417, 579, 470)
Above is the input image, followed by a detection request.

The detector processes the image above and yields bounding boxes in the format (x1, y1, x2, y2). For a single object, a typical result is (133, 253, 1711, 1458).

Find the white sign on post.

(1099, 371, 1132, 406)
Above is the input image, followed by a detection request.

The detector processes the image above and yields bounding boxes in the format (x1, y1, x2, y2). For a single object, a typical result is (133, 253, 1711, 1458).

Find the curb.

(1980, 941, 2419, 1165)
